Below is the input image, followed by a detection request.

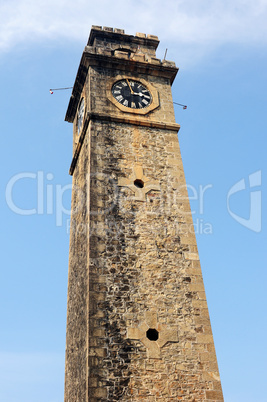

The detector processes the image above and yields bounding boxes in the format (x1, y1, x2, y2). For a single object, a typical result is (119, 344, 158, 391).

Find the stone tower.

(64, 26, 223, 401)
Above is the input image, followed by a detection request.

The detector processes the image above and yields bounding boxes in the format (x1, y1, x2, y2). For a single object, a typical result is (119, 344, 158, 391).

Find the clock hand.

(126, 79, 134, 95)
(131, 91, 143, 96)
(133, 92, 150, 98)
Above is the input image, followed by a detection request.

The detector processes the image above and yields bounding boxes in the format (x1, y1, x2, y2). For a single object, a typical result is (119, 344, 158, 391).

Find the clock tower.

(64, 26, 223, 401)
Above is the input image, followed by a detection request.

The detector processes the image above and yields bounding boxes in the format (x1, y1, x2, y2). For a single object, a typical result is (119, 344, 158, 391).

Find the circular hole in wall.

(146, 328, 159, 341)
(134, 179, 144, 188)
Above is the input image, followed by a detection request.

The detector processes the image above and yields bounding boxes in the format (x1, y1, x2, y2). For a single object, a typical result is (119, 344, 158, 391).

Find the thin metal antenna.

(163, 48, 168, 60)
(173, 102, 187, 110)
(49, 87, 73, 94)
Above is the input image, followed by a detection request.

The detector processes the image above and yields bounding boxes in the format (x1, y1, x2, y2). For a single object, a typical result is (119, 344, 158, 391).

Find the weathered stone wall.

(64, 124, 90, 401)
(88, 66, 176, 125)
(65, 119, 223, 401)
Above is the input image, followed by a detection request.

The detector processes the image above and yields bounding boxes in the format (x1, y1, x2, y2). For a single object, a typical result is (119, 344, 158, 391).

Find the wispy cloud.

(1, 0, 267, 62)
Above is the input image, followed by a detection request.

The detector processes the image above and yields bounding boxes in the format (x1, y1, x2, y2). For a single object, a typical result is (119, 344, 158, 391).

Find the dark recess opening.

(146, 328, 159, 341)
(134, 179, 144, 188)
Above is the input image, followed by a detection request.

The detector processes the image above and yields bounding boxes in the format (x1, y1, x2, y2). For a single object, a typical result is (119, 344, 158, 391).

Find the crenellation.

(91, 25, 102, 30)
(114, 28, 125, 34)
(103, 26, 113, 32)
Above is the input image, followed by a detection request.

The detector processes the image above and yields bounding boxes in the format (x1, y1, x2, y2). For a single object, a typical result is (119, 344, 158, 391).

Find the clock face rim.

(77, 97, 85, 135)
(111, 79, 152, 110)
(106, 76, 159, 115)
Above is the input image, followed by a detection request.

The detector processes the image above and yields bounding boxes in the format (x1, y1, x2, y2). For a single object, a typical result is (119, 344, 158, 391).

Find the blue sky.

(1, 1, 266, 401)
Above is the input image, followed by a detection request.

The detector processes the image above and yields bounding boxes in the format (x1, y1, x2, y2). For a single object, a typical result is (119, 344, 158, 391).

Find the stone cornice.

(65, 51, 178, 123)
(88, 112, 180, 131)
(69, 112, 180, 175)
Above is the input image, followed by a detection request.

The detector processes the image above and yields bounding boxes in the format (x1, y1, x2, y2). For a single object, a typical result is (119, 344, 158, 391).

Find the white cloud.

(1, 0, 267, 63)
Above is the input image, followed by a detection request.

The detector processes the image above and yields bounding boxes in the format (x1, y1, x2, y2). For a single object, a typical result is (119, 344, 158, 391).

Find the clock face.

(77, 97, 85, 135)
(111, 79, 152, 109)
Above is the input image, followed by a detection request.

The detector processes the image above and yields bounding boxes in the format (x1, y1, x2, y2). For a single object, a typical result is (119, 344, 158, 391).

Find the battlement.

(87, 26, 175, 67)
(90, 25, 159, 41)
(88, 26, 159, 56)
